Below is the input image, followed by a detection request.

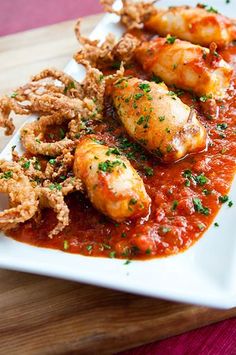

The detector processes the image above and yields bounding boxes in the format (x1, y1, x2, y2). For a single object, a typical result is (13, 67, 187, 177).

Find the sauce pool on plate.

(8, 45, 236, 260)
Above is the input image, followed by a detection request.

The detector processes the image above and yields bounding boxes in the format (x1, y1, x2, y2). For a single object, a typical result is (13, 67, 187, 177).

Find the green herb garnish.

(193, 198, 210, 215)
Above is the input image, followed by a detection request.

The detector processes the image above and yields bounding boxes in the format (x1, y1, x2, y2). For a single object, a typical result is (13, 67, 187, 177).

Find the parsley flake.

(193, 198, 210, 215)
(219, 195, 229, 203)
(139, 83, 151, 93)
(166, 34, 176, 44)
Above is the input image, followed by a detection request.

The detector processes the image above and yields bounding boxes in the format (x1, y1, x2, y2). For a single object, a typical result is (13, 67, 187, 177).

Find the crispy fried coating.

(0, 65, 105, 137)
(74, 20, 140, 67)
(0, 161, 39, 230)
(101, 0, 157, 29)
(44, 149, 74, 180)
(74, 19, 116, 66)
(20, 115, 75, 156)
(37, 185, 70, 238)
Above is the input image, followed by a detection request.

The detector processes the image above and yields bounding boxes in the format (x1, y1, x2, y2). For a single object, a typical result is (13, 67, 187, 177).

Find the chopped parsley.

(0, 171, 13, 179)
(193, 198, 210, 215)
(161, 226, 171, 233)
(183, 170, 208, 186)
(198, 223, 205, 230)
(158, 116, 165, 122)
(64, 81, 76, 94)
(202, 50, 207, 60)
(199, 94, 212, 102)
(218, 195, 229, 203)
(103, 243, 111, 250)
(216, 123, 228, 130)
(207, 6, 218, 13)
(49, 158, 56, 165)
(168, 91, 176, 97)
(124, 260, 131, 265)
(144, 166, 154, 177)
(203, 189, 212, 196)
(106, 147, 121, 156)
(91, 137, 104, 145)
(22, 161, 30, 170)
(228, 200, 233, 207)
(111, 61, 121, 69)
(59, 128, 65, 139)
(185, 179, 191, 187)
(134, 93, 144, 100)
(129, 198, 137, 205)
(49, 183, 62, 191)
(121, 232, 127, 238)
(139, 83, 151, 93)
(175, 89, 184, 97)
(151, 74, 162, 84)
(86, 245, 93, 251)
(63, 240, 69, 250)
(109, 251, 116, 258)
(34, 159, 41, 171)
(171, 200, 179, 211)
(214, 222, 219, 227)
(195, 173, 208, 186)
(183, 169, 192, 178)
(166, 145, 173, 152)
(11, 92, 18, 98)
(137, 115, 150, 128)
(98, 160, 125, 173)
(166, 34, 176, 44)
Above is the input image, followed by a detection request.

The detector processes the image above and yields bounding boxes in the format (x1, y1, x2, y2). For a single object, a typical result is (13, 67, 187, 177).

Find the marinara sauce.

(8, 45, 236, 260)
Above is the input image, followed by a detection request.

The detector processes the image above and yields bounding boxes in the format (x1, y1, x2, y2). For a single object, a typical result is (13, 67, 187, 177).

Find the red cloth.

(0, 1, 235, 354)
(120, 317, 236, 355)
(0, 0, 102, 36)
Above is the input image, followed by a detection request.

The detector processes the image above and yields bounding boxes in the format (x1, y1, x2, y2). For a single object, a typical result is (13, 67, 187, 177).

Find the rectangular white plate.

(0, 0, 236, 309)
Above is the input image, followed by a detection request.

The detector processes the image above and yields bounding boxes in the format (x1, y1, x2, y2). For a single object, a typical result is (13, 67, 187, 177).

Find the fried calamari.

(100, 0, 157, 29)
(0, 161, 39, 230)
(74, 20, 140, 68)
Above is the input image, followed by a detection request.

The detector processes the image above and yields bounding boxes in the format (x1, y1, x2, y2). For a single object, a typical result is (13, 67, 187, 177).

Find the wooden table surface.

(0, 15, 236, 355)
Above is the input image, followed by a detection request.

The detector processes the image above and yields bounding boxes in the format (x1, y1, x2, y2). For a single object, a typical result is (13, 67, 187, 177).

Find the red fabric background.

(0, 0, 102, 36)
(0, 0, 235, 354)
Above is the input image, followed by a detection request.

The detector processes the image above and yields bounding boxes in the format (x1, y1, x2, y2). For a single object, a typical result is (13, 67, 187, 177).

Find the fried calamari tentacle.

(0, 160, 39, 230)
(74, 19, 116, 66)
(37, 185, 70, 238)
(44, 149, 74, 180)
(26, 93, 91, 119)
(80, 60, 106, 114)
(60, 176, 83, 196)
(0, 66, 104, 136)
(101, 0, 157, 29)
(31, 68, 85, 99)
(18, 156, 45, 182)
(0, 96, 29, 135)
(113, 34, 141, 62)
(74, 20, 140, 68)
(21, 115, 75, 156)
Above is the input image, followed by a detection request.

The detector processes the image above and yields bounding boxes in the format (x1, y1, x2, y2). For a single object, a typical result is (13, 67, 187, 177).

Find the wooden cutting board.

(0, 15, 236, 355)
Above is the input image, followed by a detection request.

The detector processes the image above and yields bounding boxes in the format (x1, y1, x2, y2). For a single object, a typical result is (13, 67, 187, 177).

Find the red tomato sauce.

(7, 45, 236, 260)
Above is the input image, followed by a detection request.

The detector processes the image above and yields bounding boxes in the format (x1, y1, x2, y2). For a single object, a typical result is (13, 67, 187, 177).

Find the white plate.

(0, 0, 236, 309)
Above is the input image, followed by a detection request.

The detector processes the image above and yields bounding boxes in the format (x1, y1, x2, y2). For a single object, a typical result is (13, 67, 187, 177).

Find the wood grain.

(0, 16, 235, 355)
(0, 269, 236, 355)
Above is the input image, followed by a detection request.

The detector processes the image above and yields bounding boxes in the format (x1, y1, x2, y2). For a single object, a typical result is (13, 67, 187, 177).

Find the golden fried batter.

(0, 161, 39, 230)
(101, 0, 157, 29)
